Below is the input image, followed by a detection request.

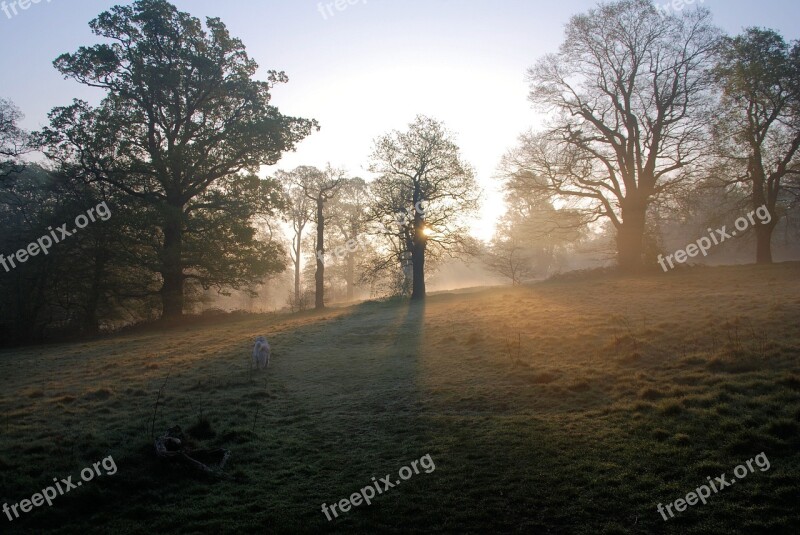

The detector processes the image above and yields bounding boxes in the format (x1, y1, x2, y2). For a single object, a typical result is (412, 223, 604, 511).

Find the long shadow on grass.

(254, 298, 438, 532)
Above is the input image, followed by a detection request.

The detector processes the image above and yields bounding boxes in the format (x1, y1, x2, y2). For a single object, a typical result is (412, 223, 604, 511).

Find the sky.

(2, 0, 800, 240)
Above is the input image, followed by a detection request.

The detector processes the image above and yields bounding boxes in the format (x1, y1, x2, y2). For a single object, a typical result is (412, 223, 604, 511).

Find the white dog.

(252, 336, 271, 370)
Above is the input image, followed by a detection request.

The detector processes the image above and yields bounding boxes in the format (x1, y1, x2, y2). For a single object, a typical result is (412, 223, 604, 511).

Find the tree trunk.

(410, 187, 428, 300)
(411, 223, 427, 300)
(411, 243, 426, 300)
(160, 205, 185, 320)
(292, 222, 304, 303)
(315, 198, 325, 309)
(294, 243, 301, 304)
(755, 220, 775, 264)
(82, 247, 107, 335)
(294, 261, 301, 303)
(616, 201, 647, 273)
(345, 253, 354, 301)
(751, 170, 775, 265)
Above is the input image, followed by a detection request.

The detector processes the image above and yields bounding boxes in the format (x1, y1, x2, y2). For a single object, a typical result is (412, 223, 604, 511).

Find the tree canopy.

(711, 27, 800, 263)
(522, 0, 719, 270)
(40, 0, 316, 319)
(369, 115, 480, 299)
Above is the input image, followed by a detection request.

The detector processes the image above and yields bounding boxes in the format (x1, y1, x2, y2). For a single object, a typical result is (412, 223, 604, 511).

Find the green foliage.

(38, 0, 315, 319)
(711, 28, 800, 262)
(0, 165, 159, 343)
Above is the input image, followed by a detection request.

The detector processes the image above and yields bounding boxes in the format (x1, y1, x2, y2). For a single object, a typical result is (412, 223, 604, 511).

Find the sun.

(422, 227, 434, 236)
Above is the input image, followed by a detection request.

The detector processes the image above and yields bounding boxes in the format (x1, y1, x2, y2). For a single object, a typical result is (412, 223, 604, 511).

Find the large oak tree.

(712, 28, 800, 263)
(523, 0, 719, 271)
(369, 116, 479, 300)
(41, 0, 316, 319)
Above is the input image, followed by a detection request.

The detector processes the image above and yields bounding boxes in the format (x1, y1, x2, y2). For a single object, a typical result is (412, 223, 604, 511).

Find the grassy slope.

(0, 263, 799, 534)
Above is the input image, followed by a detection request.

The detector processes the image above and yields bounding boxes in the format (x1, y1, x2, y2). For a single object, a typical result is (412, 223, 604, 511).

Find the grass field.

(1, 263, 799, 534)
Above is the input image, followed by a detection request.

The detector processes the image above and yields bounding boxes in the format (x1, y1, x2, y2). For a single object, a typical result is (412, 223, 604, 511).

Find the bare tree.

(487, 171, 587, 283)
(328, 177, 370, 300)
(521, 0, 719, 271)
(0, 99, 30, 181)
(484, 233, 539, 286)
(282, 165, 345, 309)
(278, 173, 314, 306)
(369, 115, 480, 300)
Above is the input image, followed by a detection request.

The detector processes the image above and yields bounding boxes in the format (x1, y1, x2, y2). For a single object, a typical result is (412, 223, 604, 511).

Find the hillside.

(1, 263, 799, 534)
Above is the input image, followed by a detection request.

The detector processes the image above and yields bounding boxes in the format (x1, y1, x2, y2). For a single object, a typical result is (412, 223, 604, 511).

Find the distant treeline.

(2, 0, 800, 344)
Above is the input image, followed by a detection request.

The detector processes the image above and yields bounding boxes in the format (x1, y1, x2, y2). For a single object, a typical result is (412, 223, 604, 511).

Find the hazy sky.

(2, 0, 799, 239)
